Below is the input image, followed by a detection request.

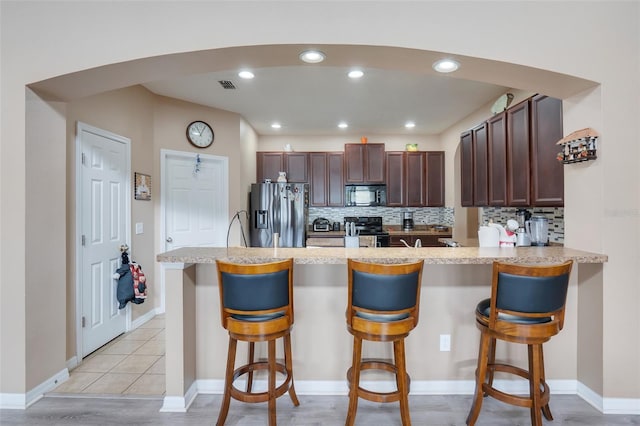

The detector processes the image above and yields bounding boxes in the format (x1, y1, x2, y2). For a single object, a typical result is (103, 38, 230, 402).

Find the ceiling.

(142, 52, 510, 136)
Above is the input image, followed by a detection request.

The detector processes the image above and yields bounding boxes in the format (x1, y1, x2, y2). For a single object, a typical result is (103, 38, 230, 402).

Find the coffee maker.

(402, 211, 414, 231)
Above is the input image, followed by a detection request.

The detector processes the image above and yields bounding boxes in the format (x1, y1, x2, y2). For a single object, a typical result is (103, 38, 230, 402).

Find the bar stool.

(345, 258, 424, 426)
(215, 258, 299, 426)
(466, 260, 573, 426)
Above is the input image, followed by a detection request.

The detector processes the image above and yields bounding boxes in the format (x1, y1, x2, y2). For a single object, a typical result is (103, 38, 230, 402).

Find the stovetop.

(343, 216, 388, 236)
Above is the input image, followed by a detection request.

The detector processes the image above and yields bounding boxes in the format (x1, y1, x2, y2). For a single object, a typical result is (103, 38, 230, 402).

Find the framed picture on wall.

(134, 172, 151, 201)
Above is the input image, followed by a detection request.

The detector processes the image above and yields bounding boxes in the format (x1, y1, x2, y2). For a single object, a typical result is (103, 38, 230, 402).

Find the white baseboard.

(0, 368, 69, 409)
(603, 397, 640, 415)
(160, 381, 198, 412)
(130, 308, 160, 330)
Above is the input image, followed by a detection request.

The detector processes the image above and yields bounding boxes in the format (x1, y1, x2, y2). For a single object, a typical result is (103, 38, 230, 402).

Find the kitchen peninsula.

(157, 246, 606, 412)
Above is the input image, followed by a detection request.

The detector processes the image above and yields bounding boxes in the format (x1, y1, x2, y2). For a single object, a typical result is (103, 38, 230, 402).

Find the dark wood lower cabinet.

(390, 234, 451, 247)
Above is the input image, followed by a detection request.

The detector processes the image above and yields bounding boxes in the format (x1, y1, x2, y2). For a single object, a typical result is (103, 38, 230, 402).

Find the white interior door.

(163, 151, 228, 250)
(77, 123, 130, 357)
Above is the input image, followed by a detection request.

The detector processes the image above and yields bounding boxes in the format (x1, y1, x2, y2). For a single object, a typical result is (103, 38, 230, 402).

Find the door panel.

(164, 153, 228, 250)
(80, 125, 129, 356)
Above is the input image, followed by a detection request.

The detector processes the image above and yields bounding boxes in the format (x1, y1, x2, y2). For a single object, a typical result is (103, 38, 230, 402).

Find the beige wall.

(1, 0, 638, 403)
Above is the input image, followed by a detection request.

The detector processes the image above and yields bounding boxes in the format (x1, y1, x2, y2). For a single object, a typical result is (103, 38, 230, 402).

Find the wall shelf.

(556, 128, 599, 164)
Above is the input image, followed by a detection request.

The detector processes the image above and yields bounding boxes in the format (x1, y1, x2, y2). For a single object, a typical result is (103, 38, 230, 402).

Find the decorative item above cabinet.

(556, 128, 599, 164)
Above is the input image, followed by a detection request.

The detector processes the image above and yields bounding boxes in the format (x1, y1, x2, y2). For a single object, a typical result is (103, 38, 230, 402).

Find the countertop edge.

(157, 246, 608, 265)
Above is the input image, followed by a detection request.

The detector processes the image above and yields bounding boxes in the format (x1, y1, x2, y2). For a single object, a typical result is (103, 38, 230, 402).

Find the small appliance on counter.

(527, 215, 549, 246)
(401, 211, 414, 231)
(515, 208, 533, 246)
(312, 217, 331, 232)
(332, 221, 341, 231)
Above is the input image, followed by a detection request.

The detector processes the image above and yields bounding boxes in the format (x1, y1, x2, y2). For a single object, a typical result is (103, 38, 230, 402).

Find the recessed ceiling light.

(299, 50, 326, 64)
(271, 123, 282, 129)
(238, 70, 254, 79)
(338, 122, 348, 129)
(405, 121, 416, 129)
(348, 70, 364, 79)
(432, 59, 460, 73)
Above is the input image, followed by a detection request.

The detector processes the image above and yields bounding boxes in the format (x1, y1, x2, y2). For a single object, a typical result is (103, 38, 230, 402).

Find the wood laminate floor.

(2, 394, 639, 425)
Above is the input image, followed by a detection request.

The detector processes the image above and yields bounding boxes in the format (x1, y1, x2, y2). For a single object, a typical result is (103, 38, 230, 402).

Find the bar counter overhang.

(157, 246, 607, 413)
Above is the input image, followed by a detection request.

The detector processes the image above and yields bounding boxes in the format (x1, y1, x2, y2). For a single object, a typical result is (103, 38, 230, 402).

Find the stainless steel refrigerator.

(249, 183, 309, 248)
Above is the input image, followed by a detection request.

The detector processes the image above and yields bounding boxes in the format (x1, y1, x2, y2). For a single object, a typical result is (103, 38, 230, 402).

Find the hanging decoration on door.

(113, 244, 148, 308)
(193, 154, 202, 175)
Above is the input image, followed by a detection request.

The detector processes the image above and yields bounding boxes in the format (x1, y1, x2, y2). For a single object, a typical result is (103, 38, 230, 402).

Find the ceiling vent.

(218, 80, 236, 89)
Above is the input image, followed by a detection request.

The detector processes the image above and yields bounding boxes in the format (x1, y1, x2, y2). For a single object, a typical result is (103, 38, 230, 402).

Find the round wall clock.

(186, 120, 214, 148)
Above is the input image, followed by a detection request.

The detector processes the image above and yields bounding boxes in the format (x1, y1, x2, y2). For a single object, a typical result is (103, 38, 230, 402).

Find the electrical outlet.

(440, 334, 451, 352)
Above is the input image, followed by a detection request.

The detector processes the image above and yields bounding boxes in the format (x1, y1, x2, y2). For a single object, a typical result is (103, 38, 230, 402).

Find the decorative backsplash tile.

(480, 207, 564, 244)
(309, 207, 454, 226)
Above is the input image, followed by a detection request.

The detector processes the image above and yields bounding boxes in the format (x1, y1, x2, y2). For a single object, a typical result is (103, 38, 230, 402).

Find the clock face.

(186, 121, 214, 148)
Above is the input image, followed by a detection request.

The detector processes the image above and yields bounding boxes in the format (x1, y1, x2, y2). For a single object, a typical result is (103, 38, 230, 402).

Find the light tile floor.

(49, 314, 165, 397)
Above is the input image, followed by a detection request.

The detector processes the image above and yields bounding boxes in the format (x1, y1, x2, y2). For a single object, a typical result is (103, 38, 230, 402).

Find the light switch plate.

(440, 334, 451, 352)
(135, 222, 143, 234)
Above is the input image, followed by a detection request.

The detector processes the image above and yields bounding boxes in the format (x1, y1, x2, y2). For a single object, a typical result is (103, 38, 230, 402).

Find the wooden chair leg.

(528, 344, 543, 426)
(486, 337, 497, 391)
(217, 337, 237, 426)
(284, 332, 300, 406)
(246, 342, 255, 392)
(345, 336, 363, 426)
(466, 331, 490, 426)
(394, 339, 411, 426)
(268, 339, 277, 426)
(539, 346, 553, 420)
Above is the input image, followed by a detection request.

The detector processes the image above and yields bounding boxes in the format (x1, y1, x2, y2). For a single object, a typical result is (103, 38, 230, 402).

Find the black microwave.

(345, 184, 387, 207)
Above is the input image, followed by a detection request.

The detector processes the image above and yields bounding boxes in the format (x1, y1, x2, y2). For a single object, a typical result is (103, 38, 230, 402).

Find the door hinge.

(82, 316, 86, 328)
(81, 235, 86, 246)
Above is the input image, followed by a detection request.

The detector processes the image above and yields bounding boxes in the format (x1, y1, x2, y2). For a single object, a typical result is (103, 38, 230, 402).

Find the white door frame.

(159, 149, 229, 313)
(74, 122, 131, 365)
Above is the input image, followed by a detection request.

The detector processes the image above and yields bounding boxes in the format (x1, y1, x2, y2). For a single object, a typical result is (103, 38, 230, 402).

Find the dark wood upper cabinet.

(460, 131, 474, 207)
(387, 151, 442, 207)
(257, 152, 308, 183)
(506, 99, 531, 206)
(426, 151, 445, 207)
(530, 95, 564, 206)
(309, 152, 344, 207)
(284, 152, 308, 182)
(385, 152, 405, 206)
(487, 112, 508, 206)
(345, 143, 385, 183)
(406, 152, 427, 206)
(472, 123, 489, 206)
(256, 152, 284, 183)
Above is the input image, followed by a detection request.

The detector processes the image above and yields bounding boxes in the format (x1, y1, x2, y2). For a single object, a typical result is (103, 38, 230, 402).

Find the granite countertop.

(157, 246, 607, 265)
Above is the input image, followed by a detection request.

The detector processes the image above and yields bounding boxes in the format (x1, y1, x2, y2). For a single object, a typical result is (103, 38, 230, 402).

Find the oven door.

(374, 233, 390, 247)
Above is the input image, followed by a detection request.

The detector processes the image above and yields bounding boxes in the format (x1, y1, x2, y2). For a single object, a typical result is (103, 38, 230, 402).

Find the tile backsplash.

(480, 207, 564, 244)
(309, 207, 454, 226)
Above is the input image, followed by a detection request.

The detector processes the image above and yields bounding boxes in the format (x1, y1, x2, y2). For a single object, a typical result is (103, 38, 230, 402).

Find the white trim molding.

(160, 381, 198, 413)
(577, 381, 640, 415)
(0, 368, 69, 409)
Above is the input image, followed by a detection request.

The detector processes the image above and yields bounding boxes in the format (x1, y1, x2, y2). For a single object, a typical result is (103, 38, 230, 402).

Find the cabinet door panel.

(327, 153, 345, 206)
(256, 152, 283, 183)
(406, 152, 427, 206)
(531, 95, 563, 206)
(309, 153, 328, 206)
(285, 152, 308, 182)
(365, 144, 386, 183)
(460, 131, 474, 207)
(487, 112, 508, 206)
(507, 100, 531, 206)
(344, 144, 365, 183)
(426, 151, 444, 207)
(473, 123, 489, 206)
(386, 152, 405, 206)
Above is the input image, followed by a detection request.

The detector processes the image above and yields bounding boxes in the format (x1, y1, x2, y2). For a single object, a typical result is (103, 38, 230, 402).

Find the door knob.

(166, 237, 173, 243)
